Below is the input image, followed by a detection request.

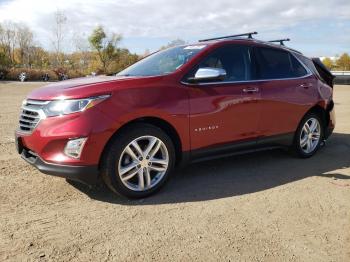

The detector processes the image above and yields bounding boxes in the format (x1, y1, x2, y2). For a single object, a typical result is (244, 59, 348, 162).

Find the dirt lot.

(0, 82, 349, 261)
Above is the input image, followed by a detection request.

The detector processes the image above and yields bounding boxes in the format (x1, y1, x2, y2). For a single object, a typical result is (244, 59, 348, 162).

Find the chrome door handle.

(243, 87, 259, 93)
(299, 83, 312, 89)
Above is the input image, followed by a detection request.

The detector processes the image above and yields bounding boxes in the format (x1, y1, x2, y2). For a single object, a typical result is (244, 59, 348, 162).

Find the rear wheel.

(293, 112, 324, 158)
(101, 123, 175, 198)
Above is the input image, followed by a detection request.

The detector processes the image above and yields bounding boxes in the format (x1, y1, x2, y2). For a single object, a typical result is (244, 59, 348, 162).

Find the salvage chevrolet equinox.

(15, 32, 335, 198)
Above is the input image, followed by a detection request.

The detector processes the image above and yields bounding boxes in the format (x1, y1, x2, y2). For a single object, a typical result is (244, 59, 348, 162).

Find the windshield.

(117, 45, 207, 77)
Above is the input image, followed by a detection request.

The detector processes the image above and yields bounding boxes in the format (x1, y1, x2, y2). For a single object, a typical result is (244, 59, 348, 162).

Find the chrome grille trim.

(19, 121, 36, 127)
(25, 100, 50, 106)
(18, 99, 48, 134)
(20, 112, 39, 118)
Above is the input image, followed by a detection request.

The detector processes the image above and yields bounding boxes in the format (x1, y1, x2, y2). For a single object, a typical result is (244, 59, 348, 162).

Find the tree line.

(322, 53, 350, 71)
(0, 11, 140, 81)
(2, 10, 348, 81)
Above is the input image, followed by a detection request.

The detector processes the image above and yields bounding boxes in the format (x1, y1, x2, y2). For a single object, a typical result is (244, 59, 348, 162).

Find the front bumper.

(15, 102, 116, 185)
(20, 146, 99, 185)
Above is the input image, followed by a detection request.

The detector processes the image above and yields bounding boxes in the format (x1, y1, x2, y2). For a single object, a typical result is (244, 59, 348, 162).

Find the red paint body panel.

(188, 81, 260, 149)
(20, 75, 191, 165)
(258, 75, 319, 137)
(16, 39, 335, 170)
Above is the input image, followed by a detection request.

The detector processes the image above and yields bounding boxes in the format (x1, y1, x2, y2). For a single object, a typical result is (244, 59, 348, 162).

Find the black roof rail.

(198, 32, 258, 42)
(268, 38, 290, 46)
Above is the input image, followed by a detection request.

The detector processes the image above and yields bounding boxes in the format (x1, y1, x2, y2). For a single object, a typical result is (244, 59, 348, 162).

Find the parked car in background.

(15, 32, 335, 198)
(42, 73, 50, 82)
(58, 73, 68, 81)
(18, 72, 28, 82)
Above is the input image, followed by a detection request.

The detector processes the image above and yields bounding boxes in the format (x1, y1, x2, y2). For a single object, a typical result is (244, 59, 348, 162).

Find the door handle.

(299, 83, 312, 89)
(243, 87, 259, 93)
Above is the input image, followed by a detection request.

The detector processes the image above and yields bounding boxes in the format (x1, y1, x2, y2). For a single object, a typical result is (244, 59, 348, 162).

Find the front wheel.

(101, 124, 175, 198)
(293, 112, 324, 158)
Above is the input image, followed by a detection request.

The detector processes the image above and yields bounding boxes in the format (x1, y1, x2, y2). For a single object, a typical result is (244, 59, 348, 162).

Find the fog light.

(64, 138, 87, 159)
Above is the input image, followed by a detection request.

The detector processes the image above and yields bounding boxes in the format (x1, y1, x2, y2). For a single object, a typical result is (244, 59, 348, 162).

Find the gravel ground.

(0, 82, 349, 262)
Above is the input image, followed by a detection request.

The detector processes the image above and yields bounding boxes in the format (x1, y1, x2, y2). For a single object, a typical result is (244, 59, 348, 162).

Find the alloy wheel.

(299, 117, 321, 154)
(118, 136, 169, 191)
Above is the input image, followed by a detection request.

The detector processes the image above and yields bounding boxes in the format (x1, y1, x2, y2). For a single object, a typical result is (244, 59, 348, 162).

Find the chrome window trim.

(181, 72, 313, 86)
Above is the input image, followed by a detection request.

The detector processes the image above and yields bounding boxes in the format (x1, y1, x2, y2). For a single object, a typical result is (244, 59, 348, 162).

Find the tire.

(293, 112, 324, 158)
(101, 123, 175, 198)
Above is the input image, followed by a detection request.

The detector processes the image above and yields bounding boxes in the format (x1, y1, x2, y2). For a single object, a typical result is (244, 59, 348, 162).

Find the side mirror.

(188, 67, 227, 83)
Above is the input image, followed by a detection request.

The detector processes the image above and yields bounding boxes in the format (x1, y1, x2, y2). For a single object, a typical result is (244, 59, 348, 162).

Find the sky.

(0, 0, 349, 57)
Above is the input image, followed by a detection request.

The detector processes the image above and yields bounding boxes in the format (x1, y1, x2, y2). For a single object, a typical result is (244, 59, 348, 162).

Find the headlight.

(43, 95, 110, 117)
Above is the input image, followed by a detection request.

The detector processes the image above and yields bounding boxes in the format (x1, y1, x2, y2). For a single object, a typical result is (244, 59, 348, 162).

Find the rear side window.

(296, 54, 321, 78)
(256, 47, 307, 79)
(190, 45, 253, 82)
(296, 55, 334, 87)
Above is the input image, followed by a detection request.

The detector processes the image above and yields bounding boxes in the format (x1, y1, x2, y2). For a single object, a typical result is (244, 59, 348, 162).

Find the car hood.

(26, 75, 164, 100)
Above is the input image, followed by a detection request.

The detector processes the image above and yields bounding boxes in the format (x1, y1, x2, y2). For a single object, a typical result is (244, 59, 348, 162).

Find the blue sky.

(0, 0, 349, 57)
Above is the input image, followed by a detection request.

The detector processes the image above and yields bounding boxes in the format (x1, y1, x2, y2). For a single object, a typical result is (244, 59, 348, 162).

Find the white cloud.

(0, 0, 349, 55)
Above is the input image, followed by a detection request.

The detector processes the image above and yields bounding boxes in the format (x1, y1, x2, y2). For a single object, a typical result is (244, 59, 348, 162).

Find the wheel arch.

(308, 104, 329, 128)
(298, 104, 330, 135)
(98, 116, 183, 170)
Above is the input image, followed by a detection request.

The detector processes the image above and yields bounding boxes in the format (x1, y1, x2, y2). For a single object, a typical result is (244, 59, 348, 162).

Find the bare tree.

(0, 21, 17, 65)
(72, 32, 91, 72)
(160, 39, 187, 50)
(16, 24, 33, 67)
(51, 9, 67, 66)
(142, 48, 151, 58)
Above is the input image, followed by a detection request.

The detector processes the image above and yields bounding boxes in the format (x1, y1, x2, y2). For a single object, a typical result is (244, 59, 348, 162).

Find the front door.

(186, 44, 261, 151)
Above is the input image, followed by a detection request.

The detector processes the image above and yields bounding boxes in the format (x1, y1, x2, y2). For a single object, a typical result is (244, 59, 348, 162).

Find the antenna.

(199, 32, 258, 42)
(268, 38, 290, 46)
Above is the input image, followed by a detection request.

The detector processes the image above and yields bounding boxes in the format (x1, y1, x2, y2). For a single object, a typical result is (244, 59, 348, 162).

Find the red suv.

(15, 33, 335, 198)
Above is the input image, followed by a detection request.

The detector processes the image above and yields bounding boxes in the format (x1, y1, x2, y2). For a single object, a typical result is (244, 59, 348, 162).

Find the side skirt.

(188, 132, 294, 164)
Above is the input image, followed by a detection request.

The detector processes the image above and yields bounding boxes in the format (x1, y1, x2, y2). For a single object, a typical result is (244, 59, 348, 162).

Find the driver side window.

(196, 45, 252, 82)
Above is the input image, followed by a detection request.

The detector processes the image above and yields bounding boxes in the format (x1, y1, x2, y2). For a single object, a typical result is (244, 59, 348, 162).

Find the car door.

(185, 44, 261, 151)
(254, 46, 318, 142)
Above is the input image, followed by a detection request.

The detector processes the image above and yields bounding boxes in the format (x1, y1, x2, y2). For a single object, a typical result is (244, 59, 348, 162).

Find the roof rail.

(198, 32, 258, 42)
(268, 38, 290, 46)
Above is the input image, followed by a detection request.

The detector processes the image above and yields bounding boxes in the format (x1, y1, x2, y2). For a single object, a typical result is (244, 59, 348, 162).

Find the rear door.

(254, 46, 317, 141)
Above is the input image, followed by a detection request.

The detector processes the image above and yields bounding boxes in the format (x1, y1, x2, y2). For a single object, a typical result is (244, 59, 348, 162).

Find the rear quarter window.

(296, 54, 322, 78)
(256, 47, 308, 79)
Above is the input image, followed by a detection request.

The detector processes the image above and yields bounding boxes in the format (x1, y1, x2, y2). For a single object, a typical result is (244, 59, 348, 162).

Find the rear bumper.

(324, 126, 334, 140)
(21, 147, 99, 185)
(325, 103, 336, 140)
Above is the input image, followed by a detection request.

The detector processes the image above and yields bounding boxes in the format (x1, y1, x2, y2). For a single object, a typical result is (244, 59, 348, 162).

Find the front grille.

(18, 100, 49, 133)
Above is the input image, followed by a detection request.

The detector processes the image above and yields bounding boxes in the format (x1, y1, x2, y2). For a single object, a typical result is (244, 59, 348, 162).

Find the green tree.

(322, 57, 333, 70)
(88, 26, 122, 73)
(336, 53, 350, 71)
(0, 50, 11, 70)
(109, 48, 139, 74)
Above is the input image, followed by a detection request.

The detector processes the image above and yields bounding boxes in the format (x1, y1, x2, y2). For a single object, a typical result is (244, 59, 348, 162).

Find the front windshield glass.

(117, 45, 207, 77)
